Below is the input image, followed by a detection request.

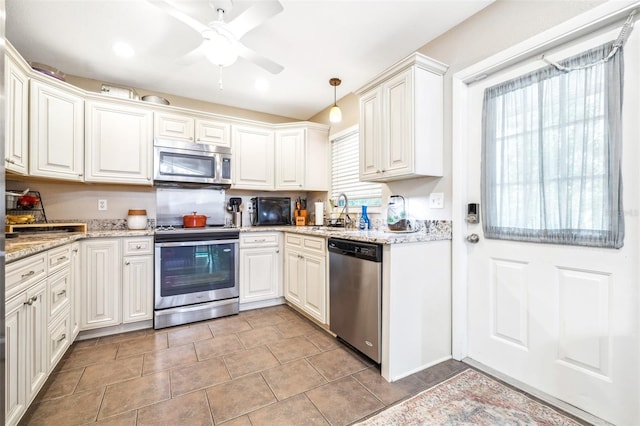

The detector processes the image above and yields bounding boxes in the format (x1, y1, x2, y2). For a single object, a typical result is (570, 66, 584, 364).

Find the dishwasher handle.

(328, 238, 382, 262)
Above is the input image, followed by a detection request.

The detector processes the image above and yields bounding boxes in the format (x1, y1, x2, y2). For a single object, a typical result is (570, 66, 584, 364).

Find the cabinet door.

(232, 125, 274, 189)
(122, 254, 153, 323)
(240, 247, 281, 303)
(5, 56, 29, 175)
(81, 239, 121, 330)
(25, 281, 48, 403)
(155, 112, 194, 142)
(85, 100, 153, 185)
(381, 70, 414, 177)
(29, 80, 84, 181)
(275, 128, 305, 190)
(195, 119, 231, 147)
(70, 242, 81, 340)
(283, 248, 303, 307)
(5, 294, 27, 426)
(304, 127, 330, 191)
(359, 87, 383, 181)
(302, 253, 326, 323)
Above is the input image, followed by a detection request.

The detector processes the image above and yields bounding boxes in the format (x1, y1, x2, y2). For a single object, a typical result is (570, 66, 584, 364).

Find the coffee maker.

(228, 197, 242, 227)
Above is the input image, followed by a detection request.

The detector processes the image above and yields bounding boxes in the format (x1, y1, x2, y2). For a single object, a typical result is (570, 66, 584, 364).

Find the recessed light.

(255, 78, 270, 92)
(113, 41, 135, 57)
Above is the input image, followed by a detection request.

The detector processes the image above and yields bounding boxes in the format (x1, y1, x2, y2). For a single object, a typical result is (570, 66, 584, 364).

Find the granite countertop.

(240, 220, 452, 245)
(5, 220, 451, 263)
(5, 229, 154, 263)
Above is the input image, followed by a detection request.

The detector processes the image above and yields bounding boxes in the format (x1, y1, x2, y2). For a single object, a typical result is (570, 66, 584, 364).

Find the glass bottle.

(359, 205, 370, 230)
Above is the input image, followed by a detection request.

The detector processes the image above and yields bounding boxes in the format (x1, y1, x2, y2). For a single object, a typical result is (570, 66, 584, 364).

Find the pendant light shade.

(329, 78, 342, 123)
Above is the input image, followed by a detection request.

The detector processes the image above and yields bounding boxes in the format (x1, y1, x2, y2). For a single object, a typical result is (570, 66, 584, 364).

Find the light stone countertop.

(5, 220, 451, 263)
(5, 229, 154, 263)
(240, 220, 451, 245)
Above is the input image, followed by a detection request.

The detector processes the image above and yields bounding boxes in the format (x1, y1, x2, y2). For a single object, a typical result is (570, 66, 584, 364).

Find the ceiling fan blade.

(226, 1, 284, 39)
(149, 0, 211, 34)
(237, 43, 284, 74)
(176, 42, 207, 66)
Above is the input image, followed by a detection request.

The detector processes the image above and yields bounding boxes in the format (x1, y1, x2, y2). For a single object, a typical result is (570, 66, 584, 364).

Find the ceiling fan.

(151, 0, 284, 74)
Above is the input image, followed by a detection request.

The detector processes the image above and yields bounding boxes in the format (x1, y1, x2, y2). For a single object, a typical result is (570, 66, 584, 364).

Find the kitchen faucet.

(337, 193, 351, 227)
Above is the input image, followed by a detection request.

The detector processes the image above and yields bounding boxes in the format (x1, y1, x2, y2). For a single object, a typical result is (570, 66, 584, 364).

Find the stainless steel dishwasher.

(328, 238, 382, 363)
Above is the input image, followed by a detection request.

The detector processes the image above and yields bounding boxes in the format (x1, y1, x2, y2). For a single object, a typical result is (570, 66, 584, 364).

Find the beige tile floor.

(22, 304, 470, 425)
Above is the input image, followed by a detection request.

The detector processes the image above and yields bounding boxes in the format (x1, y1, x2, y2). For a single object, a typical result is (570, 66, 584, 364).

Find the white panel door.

(302, 253, 326, 323)
(275, 128, 305, 190)
(464, 27, 639, 425)
(122, 254, 153, 323)
(81, 239, 121, 330)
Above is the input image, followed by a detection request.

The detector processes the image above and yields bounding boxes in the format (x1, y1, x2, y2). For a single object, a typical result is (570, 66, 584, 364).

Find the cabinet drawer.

(123, 237, 153, 255)
(302, 236, 325, 254)
(48, 267, 71, 322)
(48, 245, 71, 274)
(284, 233, 303, 248)
(240, 232, 279, 247)
(48, 307, 71, 370)
(6, 253, 47, 298)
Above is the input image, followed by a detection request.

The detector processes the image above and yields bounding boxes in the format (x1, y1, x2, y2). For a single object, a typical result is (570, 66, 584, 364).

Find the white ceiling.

(6, 0, 493, 120)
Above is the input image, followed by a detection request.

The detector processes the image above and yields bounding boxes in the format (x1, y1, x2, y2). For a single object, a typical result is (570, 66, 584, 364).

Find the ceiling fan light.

(329, 105, 342, 123)
(204, 28, 238, 67)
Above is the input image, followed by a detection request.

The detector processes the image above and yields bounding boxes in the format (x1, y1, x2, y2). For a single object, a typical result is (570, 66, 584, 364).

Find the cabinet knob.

(24, 295, 38, 306)
(124, 261, 131, 266)
(136, 244, 142, 249)
(73, 248, 79, 253)
(6, 158, 15, 164)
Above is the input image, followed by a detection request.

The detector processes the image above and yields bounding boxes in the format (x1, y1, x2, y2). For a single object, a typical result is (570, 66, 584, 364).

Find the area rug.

(356, 369, 581, 425)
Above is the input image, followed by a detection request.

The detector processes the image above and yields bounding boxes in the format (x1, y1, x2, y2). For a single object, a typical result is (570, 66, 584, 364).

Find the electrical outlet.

(98, 199, 108, 211)
(429, 192, 444, 209)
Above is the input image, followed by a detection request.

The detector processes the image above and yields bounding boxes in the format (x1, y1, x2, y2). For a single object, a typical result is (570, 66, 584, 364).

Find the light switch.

(429, 192, 444, 209)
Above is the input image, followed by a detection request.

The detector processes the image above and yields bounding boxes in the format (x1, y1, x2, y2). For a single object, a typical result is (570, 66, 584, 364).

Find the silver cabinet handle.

(124, 261, 130, 266)
(56, 333, 66, 342)
(466, 234, 480, 244)
(57, 256, 68, 262)
(57, 289, 67, 297)
(21, 270, 36, 279)
(136, 244, 142, 249)
(73, 248, 79, 253)
(24, 295, 38, 306)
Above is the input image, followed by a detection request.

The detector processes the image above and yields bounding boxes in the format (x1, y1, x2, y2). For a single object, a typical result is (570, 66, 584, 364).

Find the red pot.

(183, 212, 207, 228)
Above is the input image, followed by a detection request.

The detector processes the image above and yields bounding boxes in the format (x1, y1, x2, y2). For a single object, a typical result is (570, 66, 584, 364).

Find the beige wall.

(310, 0, 604, 221)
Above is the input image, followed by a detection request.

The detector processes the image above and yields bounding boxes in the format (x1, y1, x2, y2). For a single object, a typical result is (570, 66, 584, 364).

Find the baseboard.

(76, 320, 153, 340)
(239, 297, 285, 311)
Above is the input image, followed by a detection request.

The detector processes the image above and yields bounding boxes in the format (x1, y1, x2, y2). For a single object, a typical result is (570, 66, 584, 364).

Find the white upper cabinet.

(274, 125, 330, 191)
(356, 53, 448, 182)
(29, 79, 84, 181)
(232, 124, 275, 190)
(155, 111, 231, 147)
(5, 46, 30, 175)
(85, 100, 153, 185)
(275, 128, 305, 190)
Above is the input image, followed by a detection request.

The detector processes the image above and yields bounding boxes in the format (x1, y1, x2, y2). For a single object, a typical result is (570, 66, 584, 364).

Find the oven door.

(154, 238, 239, 309)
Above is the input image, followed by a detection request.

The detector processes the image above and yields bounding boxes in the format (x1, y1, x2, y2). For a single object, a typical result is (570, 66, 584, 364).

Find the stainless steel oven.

(154, 228, 239, 329)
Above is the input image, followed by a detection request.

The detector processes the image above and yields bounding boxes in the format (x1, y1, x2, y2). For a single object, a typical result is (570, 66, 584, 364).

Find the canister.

(127, 209, 148, 230)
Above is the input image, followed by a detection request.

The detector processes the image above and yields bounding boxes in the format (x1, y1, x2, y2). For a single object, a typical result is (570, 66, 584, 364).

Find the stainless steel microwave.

(153, 138, 232, 186)
(251, 197, 292, 226)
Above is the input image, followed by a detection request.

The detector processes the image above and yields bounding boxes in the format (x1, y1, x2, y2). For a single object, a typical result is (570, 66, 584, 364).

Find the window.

(331, 128, 382, 208)
(482, 42, 624, 248)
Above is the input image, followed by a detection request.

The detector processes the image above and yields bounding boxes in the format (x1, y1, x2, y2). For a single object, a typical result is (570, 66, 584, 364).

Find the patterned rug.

(356, 369, 581, 425)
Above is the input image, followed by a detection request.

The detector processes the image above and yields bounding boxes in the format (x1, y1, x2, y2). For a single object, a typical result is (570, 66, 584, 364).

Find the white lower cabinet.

(80, 236, 153, 330)
(239, 233, 282, 304)
(122, 249, 154, 323)
(283, 233, 327, 324)
(5, 243, 74, 426)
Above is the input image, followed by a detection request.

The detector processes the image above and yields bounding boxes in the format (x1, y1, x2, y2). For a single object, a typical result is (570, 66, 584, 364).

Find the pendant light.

(329, 78, 342, 123)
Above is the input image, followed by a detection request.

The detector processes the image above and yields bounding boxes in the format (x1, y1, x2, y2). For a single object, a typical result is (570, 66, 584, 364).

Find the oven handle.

(155, 239, 239, 248)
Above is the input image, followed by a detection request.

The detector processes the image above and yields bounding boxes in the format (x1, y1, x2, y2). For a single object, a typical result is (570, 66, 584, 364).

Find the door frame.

(451, 0, 640, 360)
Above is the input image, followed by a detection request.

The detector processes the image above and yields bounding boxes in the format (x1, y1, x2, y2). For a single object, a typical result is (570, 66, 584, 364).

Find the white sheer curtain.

(481, 41, 624, 248)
